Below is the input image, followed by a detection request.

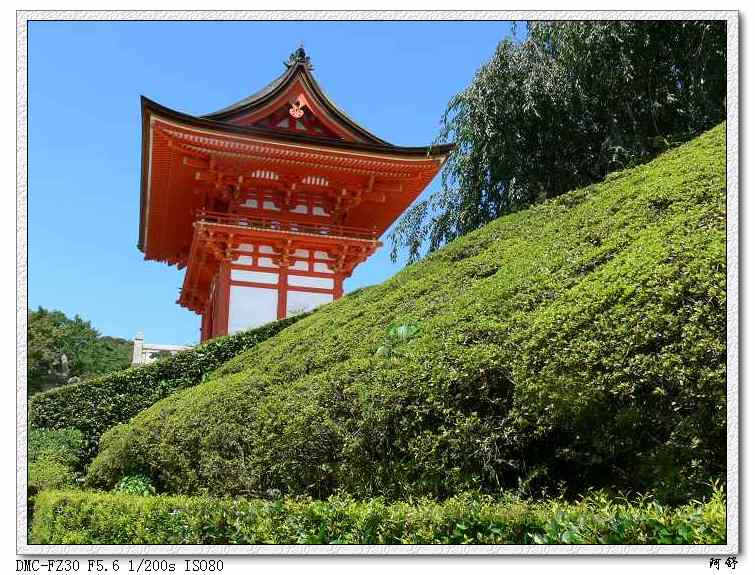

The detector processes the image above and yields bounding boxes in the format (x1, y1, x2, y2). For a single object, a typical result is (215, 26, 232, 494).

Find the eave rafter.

(184, 153, 386, 218)
(155, 123, 443, 180)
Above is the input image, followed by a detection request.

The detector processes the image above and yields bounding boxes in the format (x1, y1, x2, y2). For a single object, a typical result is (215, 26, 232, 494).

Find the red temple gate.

(138, 47, 452, 341)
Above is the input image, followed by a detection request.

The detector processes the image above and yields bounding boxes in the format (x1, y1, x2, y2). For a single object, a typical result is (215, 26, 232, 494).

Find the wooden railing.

(197, 210, 379, 241)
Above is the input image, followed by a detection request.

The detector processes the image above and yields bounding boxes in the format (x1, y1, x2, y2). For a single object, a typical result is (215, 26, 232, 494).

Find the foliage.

(28, 428, 84, 521)
(27, 307, 133, 395)
(86, 126, 726, 504)
(113, 474, 156, 497)
(391, 21, 726, 262)
(28, 426, 83, 469)
(375, 323, 421, 358)
(30, 314, 306, 461)
(30, 487, 725, 545)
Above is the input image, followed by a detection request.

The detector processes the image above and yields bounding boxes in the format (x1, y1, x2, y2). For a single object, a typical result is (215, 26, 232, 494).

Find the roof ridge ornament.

(285, 43, 313, 70)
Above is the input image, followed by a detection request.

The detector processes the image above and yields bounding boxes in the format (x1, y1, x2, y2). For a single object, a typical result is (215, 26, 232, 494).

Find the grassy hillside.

(87, 124, 726, 504)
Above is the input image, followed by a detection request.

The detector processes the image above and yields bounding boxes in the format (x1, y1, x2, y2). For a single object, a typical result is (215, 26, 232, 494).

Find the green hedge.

(86, 125, 727, 504)
(28, 428, 84, 523)
(29, 315, 305, 460)
(30, 488, 725, 545)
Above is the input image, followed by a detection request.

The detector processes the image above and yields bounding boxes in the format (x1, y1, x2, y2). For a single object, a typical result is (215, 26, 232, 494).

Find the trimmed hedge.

(28, 428, 84, 522)
(30, 488, 726, 545)
(29, 314, 306, 459)
(88, 125, 726, 503)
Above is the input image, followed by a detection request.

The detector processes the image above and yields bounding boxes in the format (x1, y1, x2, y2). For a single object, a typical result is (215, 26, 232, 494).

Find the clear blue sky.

(28, 20, 525, 345)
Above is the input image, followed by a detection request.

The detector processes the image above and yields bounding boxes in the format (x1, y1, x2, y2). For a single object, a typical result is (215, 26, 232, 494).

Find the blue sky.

(28, 20, 525, 345)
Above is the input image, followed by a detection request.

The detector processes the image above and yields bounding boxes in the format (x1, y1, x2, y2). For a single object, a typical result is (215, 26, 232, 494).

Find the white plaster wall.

(288, 275, 334, 289)
(312, 262, 332, 273)
(231, 269, 278, 284)
(286, 291, 333, 317)
(234, 255, 253, 265)
(229, 285, 278, 333)
(258, 257, 277, 268)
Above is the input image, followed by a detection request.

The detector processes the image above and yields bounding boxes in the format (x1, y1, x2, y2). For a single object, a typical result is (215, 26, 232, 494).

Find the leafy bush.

(375, 323, 421, 358)
(28, 428, 84, 521)
(28, 426, 83, 468)
(113, 474, 156, 497)
(87, 126, 726, 504)
(29, 314, 306, 460)
(30, 487, 725, 545)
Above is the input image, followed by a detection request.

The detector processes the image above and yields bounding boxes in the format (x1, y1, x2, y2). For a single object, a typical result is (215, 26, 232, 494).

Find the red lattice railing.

(196, 210, 379, 241)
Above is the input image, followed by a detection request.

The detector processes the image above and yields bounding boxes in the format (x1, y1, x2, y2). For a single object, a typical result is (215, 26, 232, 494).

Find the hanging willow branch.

(390, 20, 726, 264)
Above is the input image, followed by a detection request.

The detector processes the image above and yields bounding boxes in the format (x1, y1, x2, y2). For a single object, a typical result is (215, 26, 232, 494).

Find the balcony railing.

(197, 210, 379, 241)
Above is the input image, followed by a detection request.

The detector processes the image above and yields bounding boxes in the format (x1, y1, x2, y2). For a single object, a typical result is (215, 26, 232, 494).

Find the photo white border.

(16, 9, 739, 556)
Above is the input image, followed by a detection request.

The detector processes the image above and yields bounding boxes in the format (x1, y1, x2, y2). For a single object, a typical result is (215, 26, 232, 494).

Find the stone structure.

(131, 332, 192, 365)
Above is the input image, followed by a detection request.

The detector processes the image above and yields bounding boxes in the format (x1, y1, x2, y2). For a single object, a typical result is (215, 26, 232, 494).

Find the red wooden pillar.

(202, 297, 216, 342)
(334, 274, 344, 299)
(213, 260, 231, 337)
(200, 305, 208, 342)
(277, 266, 288, 320)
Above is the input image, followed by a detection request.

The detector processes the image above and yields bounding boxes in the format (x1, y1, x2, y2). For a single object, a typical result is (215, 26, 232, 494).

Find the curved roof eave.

(141, 96, 454, 157)
(138, 82, 455, 253)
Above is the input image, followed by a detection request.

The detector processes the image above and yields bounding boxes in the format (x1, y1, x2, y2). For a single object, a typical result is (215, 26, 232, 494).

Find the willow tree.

(390, 20, 726, 262)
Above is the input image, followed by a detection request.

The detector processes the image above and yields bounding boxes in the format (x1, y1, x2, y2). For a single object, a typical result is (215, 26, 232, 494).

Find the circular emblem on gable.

(289, 100, 305, 119)
(288, 95, 307, 120)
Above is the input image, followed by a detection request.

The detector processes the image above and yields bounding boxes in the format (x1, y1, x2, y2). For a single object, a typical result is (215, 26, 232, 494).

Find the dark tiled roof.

(201, 47, 390, 146)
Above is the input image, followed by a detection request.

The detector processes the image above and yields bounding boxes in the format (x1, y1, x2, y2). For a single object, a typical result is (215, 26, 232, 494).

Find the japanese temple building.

(138, 47, 452, 342)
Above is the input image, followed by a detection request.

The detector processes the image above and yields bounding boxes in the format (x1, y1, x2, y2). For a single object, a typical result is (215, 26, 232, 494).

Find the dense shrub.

(29, 314, 305, 460)
(87, 126, 726, 504)
(28, 426, 83, 469)
(113, 474, 156, 497)
(28, 428, 84, 521)
(30, 488, 725, 545)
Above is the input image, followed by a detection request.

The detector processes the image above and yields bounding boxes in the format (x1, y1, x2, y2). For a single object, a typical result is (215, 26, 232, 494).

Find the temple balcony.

(195, 210, 380, 242)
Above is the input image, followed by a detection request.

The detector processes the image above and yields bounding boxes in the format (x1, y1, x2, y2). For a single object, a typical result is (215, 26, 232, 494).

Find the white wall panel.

(286, 291, 332, 317)
(313, 262, 332, 273)
(288, 275, 334, 289)
(231, 269, 278, 284)
(229, 286, 278, 333)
